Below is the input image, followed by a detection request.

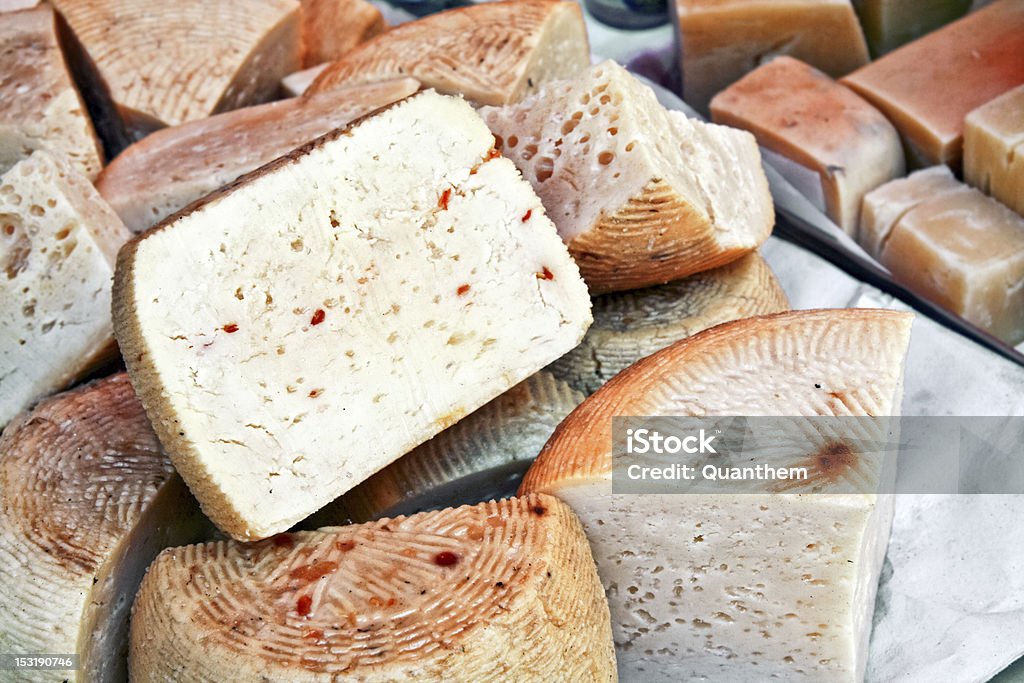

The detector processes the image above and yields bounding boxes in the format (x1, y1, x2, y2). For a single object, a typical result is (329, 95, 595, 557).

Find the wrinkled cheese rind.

(964, 85, 1024, 218)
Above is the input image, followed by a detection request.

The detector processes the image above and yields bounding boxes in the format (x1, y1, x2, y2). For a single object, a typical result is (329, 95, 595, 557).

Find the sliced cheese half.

(308, 0, 590, 106)
(299, 0, 386, 67)
(0, 374, 209, 683)
(130, 495, 616, 682)
(96, 79, 420, 233)
(964, 84, 1024, 217)
(520, 309, 913, 682)
(112, 91, 593, 541)
(480, 60, 774, 294)
(0, 151, 131, 427)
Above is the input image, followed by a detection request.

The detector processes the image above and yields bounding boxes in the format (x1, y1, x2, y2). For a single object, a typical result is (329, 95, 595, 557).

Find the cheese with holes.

(0, 374, 209, 683)
(852, 0, 970, 56)
(0, 151, 131, 427)
(96, 79, 420, 232)
(308, 0, 589, 106)
(299, 0, 386, 67)
(480, 61, 773, 294)
(130, 495, 615, 681)
(710, 57, 904, 236)
(842, 0, 1024, 169)
(675, 0, 868, 114)
(520, 309, 912, 682)
(964, 85, 1024, 217)
(112, 91, 592, 541)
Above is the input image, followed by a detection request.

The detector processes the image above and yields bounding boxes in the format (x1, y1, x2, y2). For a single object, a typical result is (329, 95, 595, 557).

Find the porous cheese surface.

(964, 84, 1024, 217)
(113, 91, 592, 541)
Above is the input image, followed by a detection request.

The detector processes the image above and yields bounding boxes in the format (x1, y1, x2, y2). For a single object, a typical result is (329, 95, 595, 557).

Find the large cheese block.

(852, 0, 971, 56)
(964, 84, 1024, 217)
(520, 309, 913, 682)
(710, 56, 904, 236)
(112, 91, 592, 541)
(0, 374, 209, 683)
(0, 151, 131, 427)
(308, 0, 590, 106)
(675, 0, 869, 114)
(130, 495, 616, 681)
(95, 79, 420, 233)
(841, 0, 1024, 168)
(299, 0, 386, 67)
(50, 0, 301, 129)
(480, 61, 774, 294)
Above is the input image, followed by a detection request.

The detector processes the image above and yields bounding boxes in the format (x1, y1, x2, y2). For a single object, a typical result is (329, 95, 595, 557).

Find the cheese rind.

(299, 0, 386, 67)
(964, 85, 1024, 217)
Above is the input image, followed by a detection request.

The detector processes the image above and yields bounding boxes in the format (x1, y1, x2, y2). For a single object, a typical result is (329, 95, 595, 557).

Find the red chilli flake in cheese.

(296, 594, 313, 617)
(290, 561, 339, 582)
(522, 209, 532, 222)
(438, 188, 452, 210)
(434, 551, 459, 566)
(223, 323, 239, 334)
(310, 309, 325, 326)
(457, 284, 471, 296)
(537, 267, 554, 280)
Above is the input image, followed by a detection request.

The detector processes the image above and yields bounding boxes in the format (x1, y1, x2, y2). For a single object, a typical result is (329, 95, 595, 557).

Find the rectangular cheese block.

(842, 0, 1024, 169)
(964, 85, 1024, 217)
(711, 56, 904, 236)
(112, 91, 593, 541)
(675, 0, 869, 113)
(299, 0, 386, 67)
(852, 0, 970, 56)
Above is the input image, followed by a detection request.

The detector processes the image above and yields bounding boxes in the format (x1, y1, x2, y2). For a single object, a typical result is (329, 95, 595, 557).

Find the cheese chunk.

(0, 374, 209, 683)
(0, 151, 131, 427)
(521, 309, 913, 682)
(112, 91, 592, 541)
(711, 57, 904, 236)
(96, 79, 420, 233)
(964, 85, 1024, 217)
(852, 0, 970, 56)
(280, 62, 328, 97)
(842, 0, 1024, 168)
(308, 0, 590, 106)
(675, 0, 868, 114)
(130, 496, 616, 682)
(480, 61, 774, 294)
(299, 0, 386, 67)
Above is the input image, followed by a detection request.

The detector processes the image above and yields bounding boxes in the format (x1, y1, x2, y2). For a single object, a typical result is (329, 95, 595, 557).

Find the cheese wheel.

(130, 495, 616, 682)
(299, 0, 386, 67)
(964, 84, 1024, 217)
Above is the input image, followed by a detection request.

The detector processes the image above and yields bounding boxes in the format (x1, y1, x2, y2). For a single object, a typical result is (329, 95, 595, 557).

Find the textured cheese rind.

(710, 56, 904, 236)
(299, 0, 386, 67)
(0, 151, 131, 427)
(964, 85, 1024, 217)
(308, 0, 590, 106)
(0, 374, 209, 683)
(129, 495, 616, 682)
(96, 79, 421, 232)
(113, 91, 592, 541)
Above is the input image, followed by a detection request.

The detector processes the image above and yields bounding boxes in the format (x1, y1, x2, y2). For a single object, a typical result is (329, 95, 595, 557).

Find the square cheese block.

(711, 56, 904, 237)
(675, 0, 869, 114)
(852, 0, 970, 56)
(112, 91, 593, 541)
(0, 151, 131, 427)
(299, 0, 386, 67)
(842, 0, 1024, 169)
(96, 79, 420, 233)
(964, 85, 1024, 217)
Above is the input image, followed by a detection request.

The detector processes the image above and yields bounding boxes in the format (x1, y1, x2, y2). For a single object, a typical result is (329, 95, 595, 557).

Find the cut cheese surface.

(130, 495, 616, 682)
(964, 84, 1024, 217)
(299, 0, 386, 67)
(281, 62, 328, 97)
(521, 309, 913, 682)
(308, 0, 590, 106)
(96, 79, 420, 232)
(711, 56, 904, 236)
(0, 151, 131, 427)
(852, 0, 970, 56)
(0, 374, 208, 683)
(481, 60, 774, 294)
(112, 91, 592, 541)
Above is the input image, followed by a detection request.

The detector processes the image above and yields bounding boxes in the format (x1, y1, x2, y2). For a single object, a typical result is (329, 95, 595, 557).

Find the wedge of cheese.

(841, 0, 1024, 168)
(308, 0, 590, 106)
(964, 85, 1024, 217)
(521, 309, 913, 682)
(130, 495, 615, 682)
(281, 62, 328, 97)
(0, 151, 131, 427)
(675, 0, 869, 114)
(710, 57, 904, 237)
(96, 79, 420, 233)
(480, 61, 774, 294)
(299, 0, 386, 67)
(852, 0, 970, 56)
(112, 91, 592, 541)
(0, 374, 209, 683)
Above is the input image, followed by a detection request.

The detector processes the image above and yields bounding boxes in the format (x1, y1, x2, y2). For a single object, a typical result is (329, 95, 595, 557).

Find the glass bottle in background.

(584, 0, 668, 30)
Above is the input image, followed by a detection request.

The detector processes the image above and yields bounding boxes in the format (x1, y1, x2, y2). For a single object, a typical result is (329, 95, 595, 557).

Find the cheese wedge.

(964, 85, 1024, 217)
(299, 0, 386, 67)
(112, 91, 592, 541)
(281, 62, 328, 97)
(480, 61, 774, 294)
(130, 495, 616, 682)
(96, 79, 420, 233)
(852, 0, 970, 56)
(0, 374, 209, 683)
(841, 0, 1024, 169)
(49, 0, 301, 129)
(675, 0, 869, 114)
(0, 151, 131, 427)
(710, 57, 904, 236)
(308, 0, 590, 106)
(520, 309, 913, 682)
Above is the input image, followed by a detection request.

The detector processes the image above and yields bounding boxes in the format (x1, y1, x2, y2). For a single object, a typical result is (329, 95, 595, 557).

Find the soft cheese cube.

(964, 85, 1024, 217)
